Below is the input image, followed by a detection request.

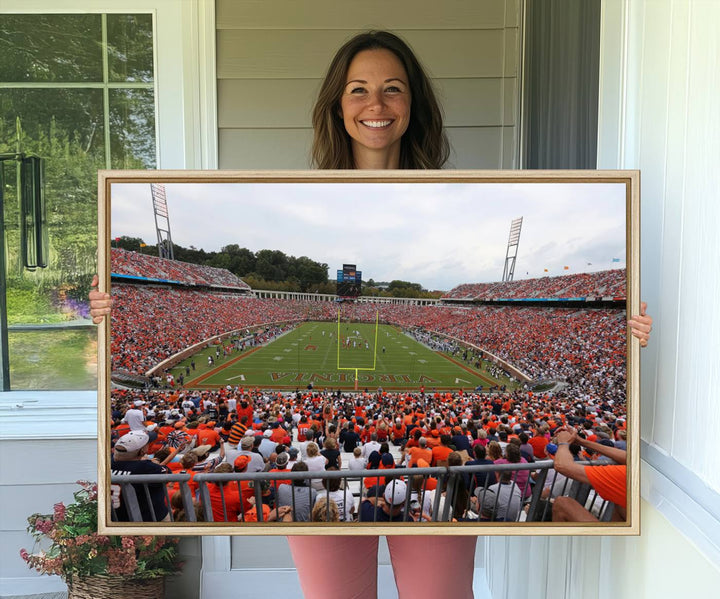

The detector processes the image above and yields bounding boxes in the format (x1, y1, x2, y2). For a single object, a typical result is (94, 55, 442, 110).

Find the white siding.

(215, 0, 522, 169)
(598, 0, 720, 489)
(487, 0, 720, 596)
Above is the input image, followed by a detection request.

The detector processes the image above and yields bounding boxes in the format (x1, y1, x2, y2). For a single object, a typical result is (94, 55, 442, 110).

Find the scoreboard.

(336, 263, 362, 297)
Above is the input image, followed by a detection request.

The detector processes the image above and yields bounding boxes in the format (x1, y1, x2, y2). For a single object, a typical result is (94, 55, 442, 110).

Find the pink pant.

(288, 535, 477, 599)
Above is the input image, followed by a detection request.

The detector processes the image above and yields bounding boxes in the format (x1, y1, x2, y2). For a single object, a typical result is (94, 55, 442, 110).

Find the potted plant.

(20, 480, 182, 599)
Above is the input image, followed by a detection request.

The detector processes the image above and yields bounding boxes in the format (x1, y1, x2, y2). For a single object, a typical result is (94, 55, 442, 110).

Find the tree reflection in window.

(0, 13, 156, 389)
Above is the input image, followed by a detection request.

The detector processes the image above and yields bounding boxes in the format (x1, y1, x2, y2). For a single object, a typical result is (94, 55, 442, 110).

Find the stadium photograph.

(101, 172, 637, 534)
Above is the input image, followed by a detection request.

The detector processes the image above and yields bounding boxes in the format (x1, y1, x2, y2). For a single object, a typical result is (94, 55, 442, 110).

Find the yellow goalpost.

(336, 308, 379, 390)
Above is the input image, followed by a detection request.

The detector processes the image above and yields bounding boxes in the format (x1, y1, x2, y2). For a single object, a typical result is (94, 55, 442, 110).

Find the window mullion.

(101, 13, 111, 170)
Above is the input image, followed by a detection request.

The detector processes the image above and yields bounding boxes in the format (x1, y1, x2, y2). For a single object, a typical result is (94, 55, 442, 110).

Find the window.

(0, 13, 156, 390)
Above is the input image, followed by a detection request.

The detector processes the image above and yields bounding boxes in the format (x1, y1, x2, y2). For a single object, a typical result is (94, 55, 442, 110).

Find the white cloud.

(110, 180, 627, 290)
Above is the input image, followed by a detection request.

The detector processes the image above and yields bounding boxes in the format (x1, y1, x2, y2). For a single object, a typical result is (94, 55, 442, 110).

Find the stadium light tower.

(150, 183, 175, 260)
(501, 217, 523, 282)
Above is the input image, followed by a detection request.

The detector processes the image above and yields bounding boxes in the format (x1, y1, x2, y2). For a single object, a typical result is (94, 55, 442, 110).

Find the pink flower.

(53, 503, 66, 521)
(19, 549, 29, 562)
(107, 548, 137, 576)
(34, 518, 53, 534)
(121, 537, 135, 549)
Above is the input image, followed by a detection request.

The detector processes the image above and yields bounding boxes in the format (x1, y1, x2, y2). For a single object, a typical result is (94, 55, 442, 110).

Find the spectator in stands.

(493, 442, 531, 498)
(276, 462, 317, 522)
(297, 428, 315, 461)
(315, 468, 354, 522)
(486, 441, 503, 462)
(465, 444, 494, 492)
(359, 479, 412, 523)
(451, 425, 472, 454)
(339, 421, 361, 452)
(111, 430, 170, 522)
(190, 441, 225, 473)
(207, 462, 243, 522)
(361, 432, 382, 460)
(518, 432, 535, 463)
(257, 429, 276, 459)
(431, 434, 454, 466)
(304, 442, 329, 491)
(320, 437, 342, 470)
(122, 399, 147, 431)
(551, 427, 628, 522)
(312, 497, 341, 523)
(475, 470, 523, 522)
(348, 446, 366, 471)
(225, 435, 264, 473)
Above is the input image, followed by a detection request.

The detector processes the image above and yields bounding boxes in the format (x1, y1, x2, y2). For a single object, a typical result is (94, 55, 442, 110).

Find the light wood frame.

(97, 169, 640, 536)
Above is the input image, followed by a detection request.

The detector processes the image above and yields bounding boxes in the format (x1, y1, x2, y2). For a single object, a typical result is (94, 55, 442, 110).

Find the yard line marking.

(273, 357, 284, 361)
(455, 377, 471, 384)
(227, 374, 246, 381)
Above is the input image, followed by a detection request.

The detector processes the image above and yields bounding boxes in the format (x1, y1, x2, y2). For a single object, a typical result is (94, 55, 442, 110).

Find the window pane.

(2, 88, 103, 390)
(109, 89, 157, 169)
(0, 14, 103, 82)
(1, 12, 157, 390)
(8, 329, 97, 390)
(107, 14, 155, 83)
(1, 88, 105, 278)
(0, 89, 106, 162)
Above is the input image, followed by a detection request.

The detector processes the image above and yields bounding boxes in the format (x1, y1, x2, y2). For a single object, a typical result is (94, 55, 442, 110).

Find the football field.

(174, 321, 518, 392)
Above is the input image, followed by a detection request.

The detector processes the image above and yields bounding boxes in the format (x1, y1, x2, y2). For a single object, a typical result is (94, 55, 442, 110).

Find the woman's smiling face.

(340, 48, 411, 168)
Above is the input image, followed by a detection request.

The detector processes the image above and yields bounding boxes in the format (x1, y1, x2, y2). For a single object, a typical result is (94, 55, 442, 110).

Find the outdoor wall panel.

(216, 0, 509, 30)
(219, 128, 313, 169)
(217, 29, 510, 80)
(219, 77, 515, 129)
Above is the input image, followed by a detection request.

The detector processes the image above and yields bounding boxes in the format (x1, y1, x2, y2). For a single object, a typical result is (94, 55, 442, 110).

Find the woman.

(293, 30, 477, 598)
(90, 29, 653, 599)
(303, 441, 328, 491)
(320, 437, 341, 470)
(314, 468, 355, 522)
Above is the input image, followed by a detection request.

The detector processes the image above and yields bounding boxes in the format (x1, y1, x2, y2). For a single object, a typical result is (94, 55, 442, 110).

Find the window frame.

(2, 0, 218, 170)
(0, 1, 216, 401)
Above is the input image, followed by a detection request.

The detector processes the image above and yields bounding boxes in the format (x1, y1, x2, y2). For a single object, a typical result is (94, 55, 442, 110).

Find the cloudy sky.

(110, 180, 627, 291)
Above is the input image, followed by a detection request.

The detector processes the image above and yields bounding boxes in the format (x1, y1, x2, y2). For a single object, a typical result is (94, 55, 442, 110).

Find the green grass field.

(171, 321, 519, 392)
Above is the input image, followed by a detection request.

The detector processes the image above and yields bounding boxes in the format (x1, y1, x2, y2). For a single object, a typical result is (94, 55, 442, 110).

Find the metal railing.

(110, 460, 616, 524)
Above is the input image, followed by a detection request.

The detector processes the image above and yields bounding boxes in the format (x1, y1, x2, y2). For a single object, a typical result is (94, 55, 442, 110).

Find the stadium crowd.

(442, 269, 626, 300)
(110, 384, 627, 523)
(112, 248, 251, 290)
(108, 250, 629, 524)
(110, 281, 625, 405)
(110, 285, 310, 374)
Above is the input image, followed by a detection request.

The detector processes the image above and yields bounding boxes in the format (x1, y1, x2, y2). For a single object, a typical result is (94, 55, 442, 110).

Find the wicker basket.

(67, 575, 165, 599)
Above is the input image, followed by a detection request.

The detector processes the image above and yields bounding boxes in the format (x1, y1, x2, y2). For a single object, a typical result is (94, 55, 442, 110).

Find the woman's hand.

(89, 274, 112, 324)
(628, 301, 652, 347)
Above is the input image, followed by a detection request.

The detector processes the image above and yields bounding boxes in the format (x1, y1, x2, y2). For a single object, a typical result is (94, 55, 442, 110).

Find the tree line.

(114, 237, 442, 298)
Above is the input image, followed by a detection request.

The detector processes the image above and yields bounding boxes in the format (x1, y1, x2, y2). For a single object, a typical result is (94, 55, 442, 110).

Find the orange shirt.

(585, 464, 626, 509)
(407, 447, 432, 468)
(196, 428, 220, 447)
(528, 436, 548, 459)
(270, 427, 286, 444)
(267, 468, 293, 488)
(243, 503, 271, 522)
(208, 483, 243, 522)
(431, 445, 453, 466)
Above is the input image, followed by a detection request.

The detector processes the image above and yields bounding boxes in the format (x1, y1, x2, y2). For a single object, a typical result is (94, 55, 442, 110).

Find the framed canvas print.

(97, 170, 640, 536)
